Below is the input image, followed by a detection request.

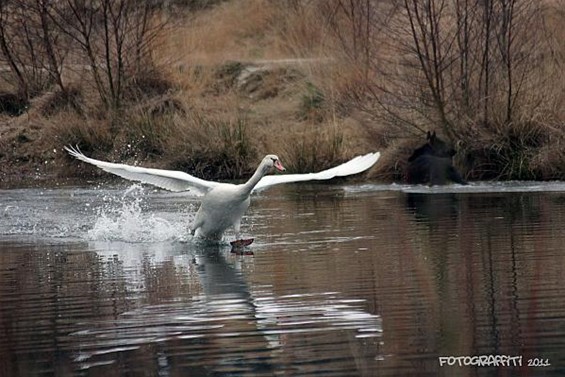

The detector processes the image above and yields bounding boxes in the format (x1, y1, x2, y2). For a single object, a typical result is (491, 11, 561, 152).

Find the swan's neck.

(241, 162, 268, 195)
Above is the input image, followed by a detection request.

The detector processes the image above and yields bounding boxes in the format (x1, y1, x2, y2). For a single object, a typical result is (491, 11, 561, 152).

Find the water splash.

(0, 185, 197, 242)
(86, 184, 195, 243)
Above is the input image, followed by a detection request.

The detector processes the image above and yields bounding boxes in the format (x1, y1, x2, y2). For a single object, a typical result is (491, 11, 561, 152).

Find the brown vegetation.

(1, 0, 564, 187)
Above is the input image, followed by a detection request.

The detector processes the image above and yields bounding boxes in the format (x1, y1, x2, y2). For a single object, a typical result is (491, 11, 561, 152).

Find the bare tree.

(48, 0, 166, 111)
(0, 0, 71, 100)
(35, 0, 68, 95)
(323, 0, 375, 76)
(403, 0, 454, 137)
(0, 0, 29, 97)
(355, 0, 545, 142)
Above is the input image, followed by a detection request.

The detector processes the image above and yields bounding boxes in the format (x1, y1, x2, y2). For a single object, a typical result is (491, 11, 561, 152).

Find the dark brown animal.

(407, 131, 467, 185)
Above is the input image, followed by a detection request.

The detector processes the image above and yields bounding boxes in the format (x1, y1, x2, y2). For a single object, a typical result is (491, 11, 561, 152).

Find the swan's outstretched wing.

(253, 152, 380, 192)
(64, 146, 218, 194)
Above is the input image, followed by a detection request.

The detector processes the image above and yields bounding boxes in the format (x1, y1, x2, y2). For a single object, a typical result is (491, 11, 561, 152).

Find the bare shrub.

(0, 0, 68, 98)
(45, 0, 169, 111)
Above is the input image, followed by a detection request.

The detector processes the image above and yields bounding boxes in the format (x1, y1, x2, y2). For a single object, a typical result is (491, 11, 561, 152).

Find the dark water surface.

(1, 182, 565, 376)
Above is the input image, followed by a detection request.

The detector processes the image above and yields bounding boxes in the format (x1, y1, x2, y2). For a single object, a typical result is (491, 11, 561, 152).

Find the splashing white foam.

(87, 184, 195, 243)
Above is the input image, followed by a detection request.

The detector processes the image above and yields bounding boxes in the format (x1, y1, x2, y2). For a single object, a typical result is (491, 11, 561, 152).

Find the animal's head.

(262, 154, 286, 173)
(425, 131, 456, 158)
(408, 131, 457, 162)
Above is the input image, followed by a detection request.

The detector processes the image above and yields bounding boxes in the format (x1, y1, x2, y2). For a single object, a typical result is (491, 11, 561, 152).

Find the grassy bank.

(1, 0, 564, 187)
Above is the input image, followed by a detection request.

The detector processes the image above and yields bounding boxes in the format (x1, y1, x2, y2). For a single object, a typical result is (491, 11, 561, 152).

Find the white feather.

(253, 152, 381, 192)
(64, 146, 218, 195)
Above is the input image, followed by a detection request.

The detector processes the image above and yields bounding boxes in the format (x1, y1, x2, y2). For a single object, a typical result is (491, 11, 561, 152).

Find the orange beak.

(274, 159, 286, 172)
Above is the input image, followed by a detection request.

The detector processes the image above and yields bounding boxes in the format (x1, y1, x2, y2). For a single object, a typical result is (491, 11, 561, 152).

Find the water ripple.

(67, 290, 382, 373)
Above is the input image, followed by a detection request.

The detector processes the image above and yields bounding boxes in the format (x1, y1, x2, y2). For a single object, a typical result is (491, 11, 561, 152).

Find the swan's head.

(263, 154, 286, 173)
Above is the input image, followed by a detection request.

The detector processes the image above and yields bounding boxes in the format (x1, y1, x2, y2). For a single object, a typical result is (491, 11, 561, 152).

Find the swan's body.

(64, 147, 380, 241)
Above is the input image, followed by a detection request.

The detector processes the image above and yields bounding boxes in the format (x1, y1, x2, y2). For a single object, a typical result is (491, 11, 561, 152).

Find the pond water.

(1, 182, 565, 376)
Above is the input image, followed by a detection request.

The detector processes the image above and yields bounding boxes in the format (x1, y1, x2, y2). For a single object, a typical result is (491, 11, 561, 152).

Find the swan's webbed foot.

(230, 238, 254, 255)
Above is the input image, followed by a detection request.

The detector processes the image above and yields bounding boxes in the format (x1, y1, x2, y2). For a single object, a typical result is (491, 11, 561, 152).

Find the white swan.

(64, 146, 380, 243)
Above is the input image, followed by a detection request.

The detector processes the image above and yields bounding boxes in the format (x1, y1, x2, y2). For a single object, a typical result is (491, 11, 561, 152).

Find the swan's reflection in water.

(72, 242, 383, 375)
